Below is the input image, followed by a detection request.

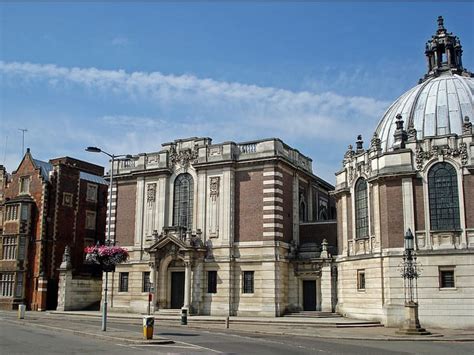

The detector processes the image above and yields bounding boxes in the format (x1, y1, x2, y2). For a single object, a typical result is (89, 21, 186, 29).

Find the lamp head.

(86, 146, 102, 153)
(404, 228, 414, 251)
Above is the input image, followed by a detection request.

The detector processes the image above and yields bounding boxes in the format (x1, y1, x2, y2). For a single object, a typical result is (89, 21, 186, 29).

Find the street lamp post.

(86, 146, 132, 332)
(398, 228, 430, 335)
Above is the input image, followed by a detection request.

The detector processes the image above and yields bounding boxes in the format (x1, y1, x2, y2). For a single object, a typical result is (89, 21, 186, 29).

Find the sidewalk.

(47, 310, 474, 342)
(0, 311, 173, 345)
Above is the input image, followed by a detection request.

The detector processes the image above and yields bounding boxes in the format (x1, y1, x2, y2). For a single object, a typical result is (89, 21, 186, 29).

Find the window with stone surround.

(428, 163, 460, 231)
(85, 211, 96, 230)
(142, 272, 151, 293)
(0, 272, 14, 297)
(207, 271, 217, 294)
(173, 173, 194, 230)
(439, 267, 455, 289)
(243, 271, 254, 294)
(119, 272, 129, 292)
(2, 236, 17, 260)
(19, 176, 30, 194)
(86, 183, 98, 203)
(5, 205, 19, 221)
(355, 178, 369, 239)
(63, 192, 73, 207)
(357, 270, 366, 291)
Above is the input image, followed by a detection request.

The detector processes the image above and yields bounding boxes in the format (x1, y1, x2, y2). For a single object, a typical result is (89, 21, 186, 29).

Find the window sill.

(357, 289, 366, 292)
(439, 287, 457, 291)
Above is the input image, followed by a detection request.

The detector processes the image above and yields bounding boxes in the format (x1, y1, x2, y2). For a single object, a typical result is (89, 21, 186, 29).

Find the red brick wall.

(281, 169, 293, 243)
(464, 174, 474, 228)
(115, 181, 137, 246)
(379, 179, 404, 248)
(413, 178, 425, 231)
(234, 169, 263, 242)
(299, 222, 337, 247)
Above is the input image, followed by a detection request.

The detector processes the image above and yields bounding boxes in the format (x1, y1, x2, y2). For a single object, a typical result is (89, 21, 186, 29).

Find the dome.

(375, 73, 474, 152)
(374, 16, 474, 152)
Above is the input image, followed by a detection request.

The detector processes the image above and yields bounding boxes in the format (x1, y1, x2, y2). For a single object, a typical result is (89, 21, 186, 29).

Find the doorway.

(303, 280, 316, 311)
(170, 272, 185, 309)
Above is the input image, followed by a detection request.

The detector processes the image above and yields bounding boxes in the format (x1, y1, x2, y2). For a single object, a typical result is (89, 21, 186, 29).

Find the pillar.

(183, 260, 192, 310)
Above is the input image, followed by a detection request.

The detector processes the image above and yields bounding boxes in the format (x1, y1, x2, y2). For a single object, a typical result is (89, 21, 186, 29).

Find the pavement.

(23, 310, 474, 342)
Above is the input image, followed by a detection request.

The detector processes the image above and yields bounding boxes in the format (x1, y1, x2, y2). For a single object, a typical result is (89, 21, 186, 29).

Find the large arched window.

(355, 178, 369, 239)
(428, 162, 460, 231)
(173, 173, 194, 230)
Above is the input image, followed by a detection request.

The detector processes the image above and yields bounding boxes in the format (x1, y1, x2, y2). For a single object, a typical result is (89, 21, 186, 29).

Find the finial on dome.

(356, 135, 364, 153)
(437, 16, 445, 33)
(463, 116, 472, 135)
(393, 114, 408, 150)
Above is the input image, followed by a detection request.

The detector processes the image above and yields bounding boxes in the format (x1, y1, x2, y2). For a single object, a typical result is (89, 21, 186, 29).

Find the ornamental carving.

(147, 183, 156, 203)
(208, 146, 222, 156)
(169, 146, 198, 169)
(415, 143, 468, 170)
(210, 177, 220, 199)
(146, 154, 160, 165)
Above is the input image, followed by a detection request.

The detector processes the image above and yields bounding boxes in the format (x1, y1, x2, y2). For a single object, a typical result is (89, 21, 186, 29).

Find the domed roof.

(374, 17, 474, 152)
(375, 73, 474, 151)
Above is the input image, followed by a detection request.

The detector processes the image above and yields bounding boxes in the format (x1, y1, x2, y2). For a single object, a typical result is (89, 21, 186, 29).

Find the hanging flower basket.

(84, 245, 129, 272)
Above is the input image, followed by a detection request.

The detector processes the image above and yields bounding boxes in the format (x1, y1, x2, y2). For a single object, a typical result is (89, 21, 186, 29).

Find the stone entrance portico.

(147, 227, 206, 313)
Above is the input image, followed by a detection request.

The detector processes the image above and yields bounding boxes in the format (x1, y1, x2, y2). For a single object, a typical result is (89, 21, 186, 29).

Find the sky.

(1, 2, 473, 183)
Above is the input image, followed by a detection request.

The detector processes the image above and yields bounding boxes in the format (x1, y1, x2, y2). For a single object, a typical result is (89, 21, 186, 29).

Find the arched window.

(355, 178, 369, 239)
(173, 173, 194, 230)
(428, 163, 460, 231)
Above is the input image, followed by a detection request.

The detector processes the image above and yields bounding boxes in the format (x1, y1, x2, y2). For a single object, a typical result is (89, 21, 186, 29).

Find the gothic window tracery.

(355, 178, 369, 239)
(428, 163, 460, 231)
(173, 173, 194, 230)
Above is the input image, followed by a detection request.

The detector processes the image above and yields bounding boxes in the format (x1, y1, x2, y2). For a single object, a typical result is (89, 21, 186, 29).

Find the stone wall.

(57, 270, 102, 311)
(337, 252, 474, 329)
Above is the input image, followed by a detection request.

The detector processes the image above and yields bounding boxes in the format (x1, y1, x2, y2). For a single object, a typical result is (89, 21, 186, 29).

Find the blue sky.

(1, 2, 473, 183)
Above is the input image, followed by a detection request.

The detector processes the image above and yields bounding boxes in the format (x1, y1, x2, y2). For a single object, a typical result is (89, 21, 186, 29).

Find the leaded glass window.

(428, 163, 460, 231)
(355, 178, 369, 239)
(173, 173, 194, 230)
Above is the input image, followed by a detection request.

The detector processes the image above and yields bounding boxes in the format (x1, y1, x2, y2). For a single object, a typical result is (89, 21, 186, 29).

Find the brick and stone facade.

(104, 137, 336, 316)
(334, 18, 474, 329)
(0, 150, 107, 310)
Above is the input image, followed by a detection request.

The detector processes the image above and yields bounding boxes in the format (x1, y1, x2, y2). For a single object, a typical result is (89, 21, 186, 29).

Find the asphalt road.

(0, 315, 473, 355)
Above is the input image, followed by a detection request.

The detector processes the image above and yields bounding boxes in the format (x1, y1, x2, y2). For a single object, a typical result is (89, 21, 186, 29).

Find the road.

(0, 314, 472, 354)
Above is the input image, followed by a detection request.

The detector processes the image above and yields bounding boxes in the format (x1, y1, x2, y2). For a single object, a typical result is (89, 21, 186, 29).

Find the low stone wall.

(57, 270, 102, 311)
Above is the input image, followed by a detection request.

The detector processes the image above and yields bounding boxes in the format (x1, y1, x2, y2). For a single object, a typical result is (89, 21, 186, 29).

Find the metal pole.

(102, 156, 115, 332)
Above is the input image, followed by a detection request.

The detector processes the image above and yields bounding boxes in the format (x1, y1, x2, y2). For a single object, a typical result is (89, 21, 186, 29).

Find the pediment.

(148, 234, 190, 254)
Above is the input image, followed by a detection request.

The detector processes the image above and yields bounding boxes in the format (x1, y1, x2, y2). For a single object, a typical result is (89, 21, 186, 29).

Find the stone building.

(0, 150, 108, 310)
(105, 137, 336, 316)
(334, 17, 474, 328)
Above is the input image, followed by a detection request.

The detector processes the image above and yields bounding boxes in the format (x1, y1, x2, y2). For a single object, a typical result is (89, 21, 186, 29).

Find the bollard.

(143, 316, 154, 340)
(225, 316, 229, 329)
(181, 308, 188, 325)
(18, 304, 26, 319)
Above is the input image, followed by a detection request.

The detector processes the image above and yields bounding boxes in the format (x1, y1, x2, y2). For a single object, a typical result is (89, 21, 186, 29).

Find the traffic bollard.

(143, 316, 154, 340)
(181, 308, 188, 325)
(18, 304, 26, 319)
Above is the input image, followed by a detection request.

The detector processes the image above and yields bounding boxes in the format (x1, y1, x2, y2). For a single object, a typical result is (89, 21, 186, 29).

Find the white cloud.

(0, 61, 391, 183)
(110, 36, 130, 46)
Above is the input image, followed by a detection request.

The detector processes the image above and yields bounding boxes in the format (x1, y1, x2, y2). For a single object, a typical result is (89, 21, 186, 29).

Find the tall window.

(243, 271, 254, 294)
(207, 271, 217, 294)
(142, 272, 151, 293)
(428, 163, 460, 231)
(2, 236, 17, 260)
(119, 272, 129, 292)
(355, 178, 369, 239)
(19, 176, 30, 194)
(0, 273, 14, 297)
(173, 173, 194, 229)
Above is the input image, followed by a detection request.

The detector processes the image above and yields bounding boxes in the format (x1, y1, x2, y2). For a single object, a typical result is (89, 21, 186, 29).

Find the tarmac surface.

(48, 310, 474, 341)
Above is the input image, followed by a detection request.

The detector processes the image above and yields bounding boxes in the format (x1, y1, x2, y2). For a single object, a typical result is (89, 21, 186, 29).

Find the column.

(183, 260, 192, 310)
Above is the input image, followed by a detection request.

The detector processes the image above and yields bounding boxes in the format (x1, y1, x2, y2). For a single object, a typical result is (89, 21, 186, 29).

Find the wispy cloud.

(110, 36, 129, 47)
(0, 61, 390, 182)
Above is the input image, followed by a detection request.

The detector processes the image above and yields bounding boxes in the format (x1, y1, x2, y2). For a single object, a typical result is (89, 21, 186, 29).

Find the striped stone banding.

(262, 169, 284, 237)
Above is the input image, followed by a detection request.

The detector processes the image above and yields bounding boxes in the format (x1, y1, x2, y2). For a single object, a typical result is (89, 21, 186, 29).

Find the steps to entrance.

(284, 311, 342, 318)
